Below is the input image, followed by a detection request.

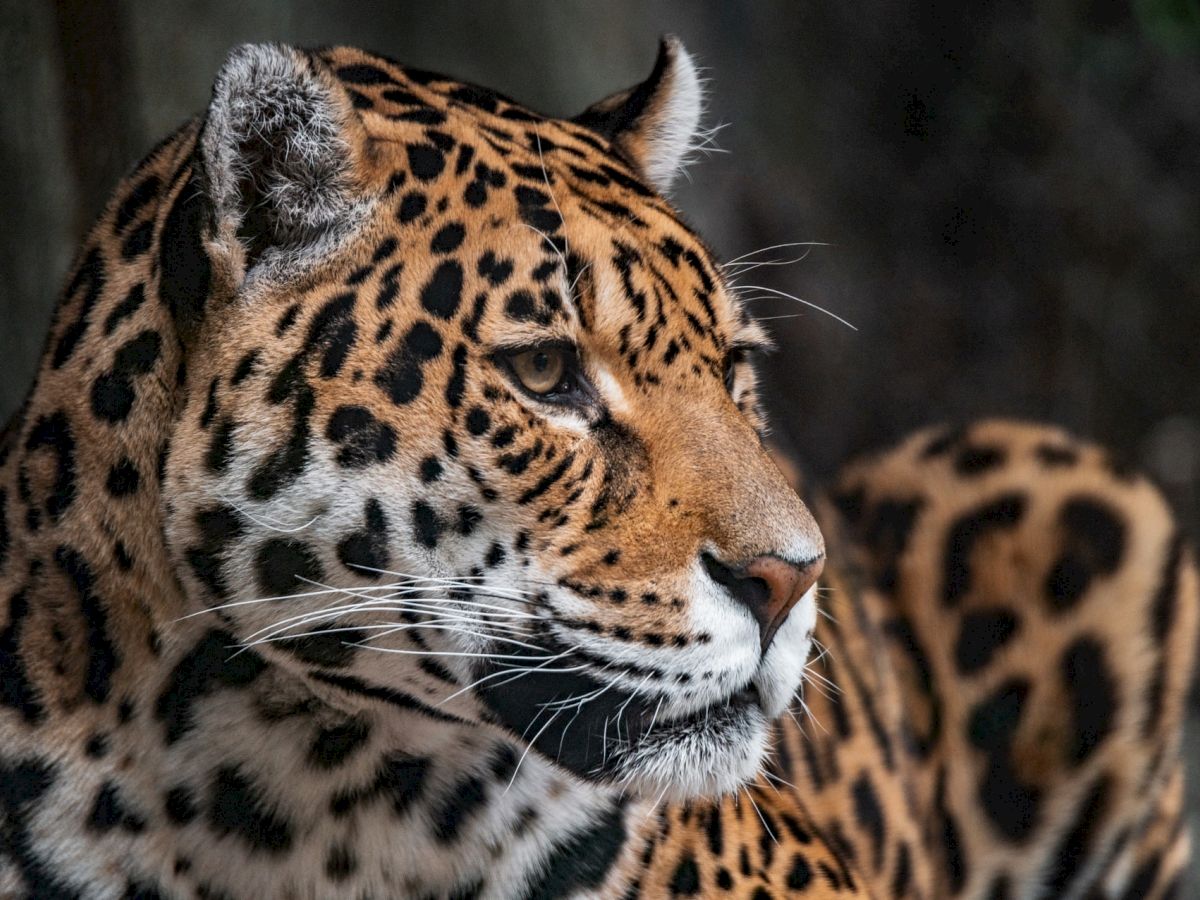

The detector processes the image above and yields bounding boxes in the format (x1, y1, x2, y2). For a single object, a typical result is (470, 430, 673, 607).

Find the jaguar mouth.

(475, 633, 768, 794)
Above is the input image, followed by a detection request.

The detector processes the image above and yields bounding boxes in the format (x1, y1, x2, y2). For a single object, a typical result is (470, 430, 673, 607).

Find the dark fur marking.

(326, 405, 398, 468)
(376, 321, 443, 405)
(23, 410, 77, 524)
(1045, 497, 1126, 612)
(421, 260, 464, 319)
(309, 716, 372, 769)
(519, 801, 626, 900)
(942, 492, 1027, 606)
(0, 589, 43, 722)
(54, 545, 120, 703)
(207, 765, 294, 855)
(155, 630, 266, 744)
(52, 247, 106, 369)
(1061, 637, 1117, 766)
(955, 607, 1019, 675)
(329, 751, 429, 818)
(337, 497, 390, 575)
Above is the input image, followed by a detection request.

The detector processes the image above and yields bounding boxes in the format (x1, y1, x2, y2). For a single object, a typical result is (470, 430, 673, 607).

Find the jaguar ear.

(573, 36, 705, 195)
(199, 43, 367, 274)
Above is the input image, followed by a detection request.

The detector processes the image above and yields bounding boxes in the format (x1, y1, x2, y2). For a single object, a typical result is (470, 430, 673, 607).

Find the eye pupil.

(507, 346, 573, 398)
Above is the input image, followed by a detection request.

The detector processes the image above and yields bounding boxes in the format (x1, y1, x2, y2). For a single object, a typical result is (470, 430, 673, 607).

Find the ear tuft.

(573, 37, 706, 194)
(200, 43, 364, 271)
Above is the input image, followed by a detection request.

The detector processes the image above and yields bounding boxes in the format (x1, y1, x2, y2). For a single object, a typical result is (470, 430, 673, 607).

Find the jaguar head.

(164, 39, 823, 800)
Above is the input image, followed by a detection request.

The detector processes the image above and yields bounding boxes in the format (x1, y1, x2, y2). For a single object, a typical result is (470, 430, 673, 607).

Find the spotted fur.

(0, 39, 1194, 900)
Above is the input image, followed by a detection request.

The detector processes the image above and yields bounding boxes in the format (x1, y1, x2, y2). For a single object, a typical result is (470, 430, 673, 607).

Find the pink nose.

(703, 553, 825, 650)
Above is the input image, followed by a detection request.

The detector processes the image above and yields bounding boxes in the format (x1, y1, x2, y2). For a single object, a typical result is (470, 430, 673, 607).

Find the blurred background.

(2, 0, 1197, 885)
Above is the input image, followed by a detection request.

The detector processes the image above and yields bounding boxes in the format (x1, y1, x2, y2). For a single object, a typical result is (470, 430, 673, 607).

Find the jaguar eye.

(509, 347, 570, 396)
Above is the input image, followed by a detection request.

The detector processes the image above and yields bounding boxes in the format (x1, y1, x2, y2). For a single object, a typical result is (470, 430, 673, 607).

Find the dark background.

(2, 0, 1197, 884)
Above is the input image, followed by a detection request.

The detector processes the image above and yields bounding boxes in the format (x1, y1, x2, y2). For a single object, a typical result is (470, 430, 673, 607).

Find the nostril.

(703, 551, 824, 651)
(701, 553, 770, 607)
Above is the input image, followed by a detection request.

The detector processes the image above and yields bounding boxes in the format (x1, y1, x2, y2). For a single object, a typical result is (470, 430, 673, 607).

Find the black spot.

(668, 854, 701, 896)
(325, 405, 398, 468)
(466, 407, 490, 436)
(337, 498, 390, 574)
(85, 733, 109, 758)
(275, 304, 300, 335)
(892, 842, 912, 897)
(954, 443, 1006, 476)
(325, 843, 357, 881)
(942, 493, 1027, 606)
(185, 504, 246, 600)
(105, 458, 140, 497)
(159, 171, 212, 339)
(1045, 497, 1127, 612)
(421, 260, 464, 319)
(88, 781, 146, 833)
(457, 505, 482, 536)
(1061, 637, 1117, 766)
(407, 143, 446, 181)
(205, 418, 235, 474)
(397, 191, 427, 223)
(851, 773, 886, 871)
(304, 293, 358, 379)
(969, 678, 1042, 842)
(412, 501, 444, 548)
(445, 343, 468, 408)
(207, 766, 293, 854)
(478, 251, 513, 285)
(91, 330, 162, 423)
(164, 785, 199, 824)
(937, 776, 968, 892)
(431, 222, 466, 253)
(246, 374, 316, 500)
(420, 456, 443, 482)
(858, 497, 923, 592)
(376, 321, 443, 405)
(515, 185, 562, 232)
(155, 630, 266, 744)
(336, 63, 395, 85)
(308, 716, 372, 769)
(954, 607, 1019, 674)
(504, 289, 539, 322)
(255, 538, 324, 597)
(485, 542, 506, 568)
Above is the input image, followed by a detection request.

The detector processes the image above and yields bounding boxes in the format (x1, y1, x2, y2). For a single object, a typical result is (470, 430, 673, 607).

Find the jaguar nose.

(702, 553, 825, 651)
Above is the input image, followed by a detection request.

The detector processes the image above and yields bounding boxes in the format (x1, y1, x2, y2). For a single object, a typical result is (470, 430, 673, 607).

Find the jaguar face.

(164, 40, 823, 801)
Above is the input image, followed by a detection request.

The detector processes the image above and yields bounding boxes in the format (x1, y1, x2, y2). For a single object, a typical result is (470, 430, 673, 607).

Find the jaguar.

(0, 38, 1194, 899)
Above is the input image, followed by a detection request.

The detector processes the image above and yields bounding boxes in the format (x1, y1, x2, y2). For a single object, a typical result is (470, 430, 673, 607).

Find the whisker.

(721, 241, 832, 267)
(735, 283, 857, 331)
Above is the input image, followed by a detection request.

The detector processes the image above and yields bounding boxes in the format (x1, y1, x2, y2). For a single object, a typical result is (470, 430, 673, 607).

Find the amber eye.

(510, 347, 569, 395)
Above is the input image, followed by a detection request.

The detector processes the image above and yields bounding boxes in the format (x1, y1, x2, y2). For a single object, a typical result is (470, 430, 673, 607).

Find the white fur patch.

(641, 40, 706, 193)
